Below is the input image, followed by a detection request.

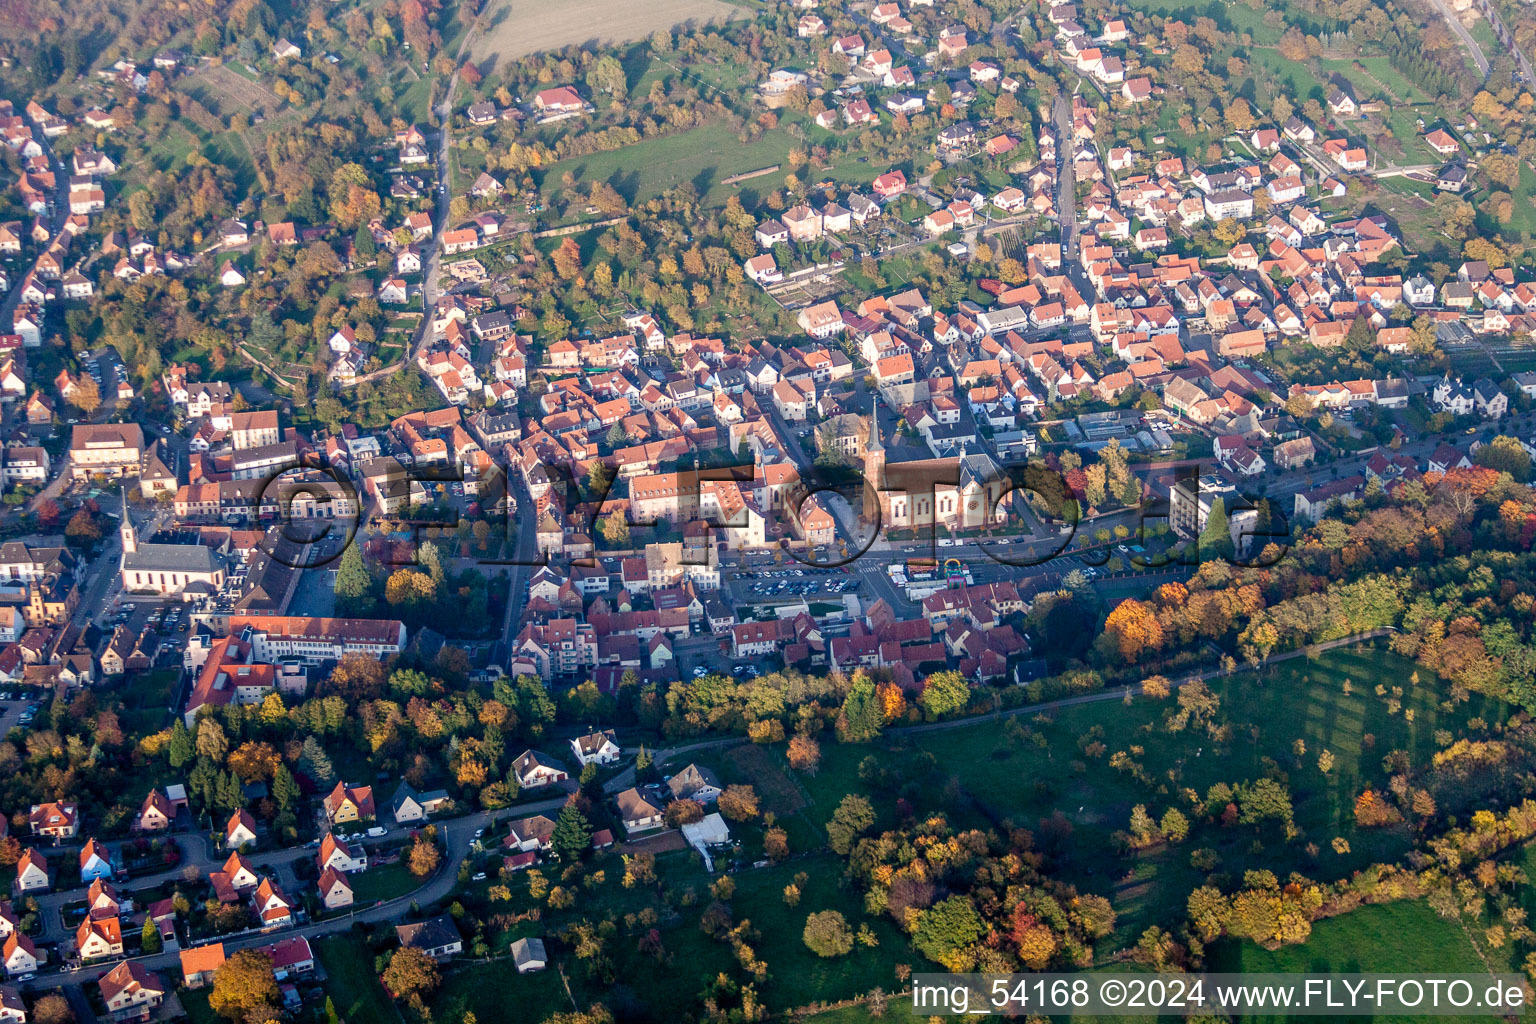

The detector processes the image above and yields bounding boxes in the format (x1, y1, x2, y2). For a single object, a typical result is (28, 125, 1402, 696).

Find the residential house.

(667, 763, 723, 803)
(396, 916, 463, 961)
(616, 787, 664, 831)
(570, 730, 621, 766)
(512, 749, 569, 789)
(318, 867, 353, 910)
(322, 782, 375, 824)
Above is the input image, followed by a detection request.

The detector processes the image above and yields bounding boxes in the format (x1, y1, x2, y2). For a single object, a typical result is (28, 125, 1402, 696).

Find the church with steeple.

(119, 487, 229, 597)
(862, 398, 1010, 532)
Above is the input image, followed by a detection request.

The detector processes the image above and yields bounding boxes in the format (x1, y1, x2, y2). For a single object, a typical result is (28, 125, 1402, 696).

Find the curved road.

(1431, 0, 1491, 78)
(39, 630, 1392, 990)
(36, 792, 573, 991)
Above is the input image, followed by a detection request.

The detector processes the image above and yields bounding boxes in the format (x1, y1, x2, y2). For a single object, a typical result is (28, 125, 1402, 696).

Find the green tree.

(517, 678, 557, 737)
(550, 803, 593, 862)
(585, 55, 628, 98)
(1198, 497, 1234, 563)
(918, 670, 970, 720)
(167, 720, 193, 768)
(913, 896, 986, 968)
(354, 223, 376, 262)
(299, 736, 335, 784)
(271, 765, 298, 810)
(215, 770, 243, 810)
(803, 909, 855, 957)
(1474, 435, 1532, 481)
(334, 544, 372, 609)
(836, 675, 883, 742)
(141, 916, 162, 953)
(825, 793, 876, 855)
(1160, 807, 1190, 843)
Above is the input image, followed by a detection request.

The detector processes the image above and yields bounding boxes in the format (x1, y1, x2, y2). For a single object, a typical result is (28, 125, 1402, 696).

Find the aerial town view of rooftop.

(4, 0, 1536, 1020)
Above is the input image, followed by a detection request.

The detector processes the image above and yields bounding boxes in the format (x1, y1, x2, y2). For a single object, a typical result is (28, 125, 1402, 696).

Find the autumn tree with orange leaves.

(1101, 598, 1164, 663)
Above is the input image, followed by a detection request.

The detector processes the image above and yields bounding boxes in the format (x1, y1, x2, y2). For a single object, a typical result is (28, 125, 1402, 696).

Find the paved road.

(1473, 0, 1536, 83)
(1051, 89, 1078, 262)
(0, 109, 68, 331)
(499, 473, 541, 650)
(36, 792, 574, 989)
(414, 16, 481, 369)
(1431, 0, 1491, 78)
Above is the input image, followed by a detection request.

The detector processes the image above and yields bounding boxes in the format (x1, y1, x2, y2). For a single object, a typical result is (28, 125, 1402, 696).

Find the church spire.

(119, 483, 137, 555)
(865, 394, 883, 453)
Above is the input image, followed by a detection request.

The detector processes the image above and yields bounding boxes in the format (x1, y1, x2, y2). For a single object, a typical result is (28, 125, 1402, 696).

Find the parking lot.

(0, 691, 45, 732)
(100, 596, 196, 667)
(725, 565, 860, 602)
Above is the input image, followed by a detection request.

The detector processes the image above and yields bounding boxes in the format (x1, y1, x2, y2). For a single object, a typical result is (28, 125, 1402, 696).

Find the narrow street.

(0, 106, 69, 331)
(414, 17, 482, 368)
(499, 474, 541, 650)
(1051, 89, 1077, 262)
(35, 791, 575, 991)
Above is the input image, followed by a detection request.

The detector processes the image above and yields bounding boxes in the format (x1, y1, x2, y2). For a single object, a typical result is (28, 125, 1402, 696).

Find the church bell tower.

(120, 485, 137, 555)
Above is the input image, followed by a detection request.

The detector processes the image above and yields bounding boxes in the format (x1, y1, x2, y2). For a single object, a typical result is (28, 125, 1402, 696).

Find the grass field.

(115, 669, 181, 735)
(351, 861, 420, 903)
(1505, 163, 1536, 235)
(927, 648, 1510, 943)
(1121, 0, 1283, 44)
(537, 121, 873, 208)
(801, 897, 1502, 1024)
(732, 648, 1512, 949)
(431, 954, 571, 1024)
(1210, 900, 1496, 1023)
(473, 0, 740, 69)
(317, 936, 401, 1024)
(1249, 48, 1326, 102)
(731, 854, 913, 1003)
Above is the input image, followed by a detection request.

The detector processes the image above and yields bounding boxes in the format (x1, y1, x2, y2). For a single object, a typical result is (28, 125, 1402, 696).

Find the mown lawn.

(1209, 900, 1495, 1024)
(537, 122, 797, 206)
(536, 120, 875, 209)
(431, 956, 572, 1024)
(352, 860, 420, 903)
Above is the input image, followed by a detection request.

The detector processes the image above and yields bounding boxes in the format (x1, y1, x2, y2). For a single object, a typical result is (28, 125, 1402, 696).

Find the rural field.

(473, 0, 742, 68)
(703, 647, 1513, 949)
(806, 900, 1497, 1024)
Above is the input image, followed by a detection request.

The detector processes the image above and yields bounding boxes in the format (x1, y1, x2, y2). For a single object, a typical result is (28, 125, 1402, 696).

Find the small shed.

(511, 937, 547, 974)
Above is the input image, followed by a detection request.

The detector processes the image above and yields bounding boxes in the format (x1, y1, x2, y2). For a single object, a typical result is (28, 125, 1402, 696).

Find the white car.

(366, 826, 387, 838)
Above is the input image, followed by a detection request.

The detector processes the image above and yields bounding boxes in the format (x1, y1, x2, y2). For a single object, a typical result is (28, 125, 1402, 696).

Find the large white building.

(120, 492, 228, 597)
